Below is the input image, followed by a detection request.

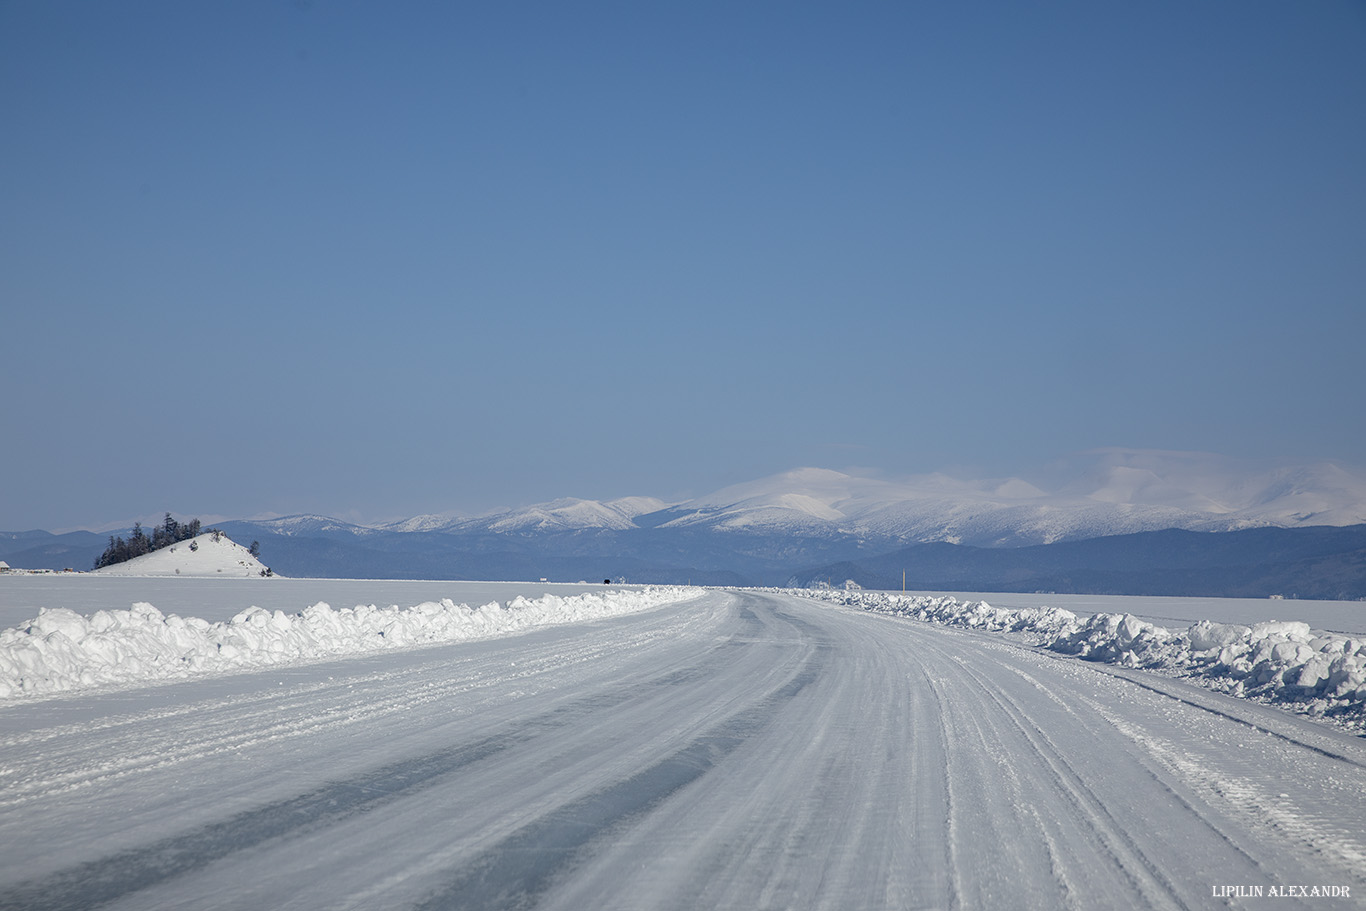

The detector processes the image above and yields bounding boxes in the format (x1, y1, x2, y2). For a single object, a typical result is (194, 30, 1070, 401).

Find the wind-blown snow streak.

(0, 587, 702, 700)
(801, 589, 1366, 731)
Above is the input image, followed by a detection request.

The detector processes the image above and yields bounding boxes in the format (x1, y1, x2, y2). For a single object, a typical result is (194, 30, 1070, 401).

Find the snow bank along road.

(2, 591, 1365, 910)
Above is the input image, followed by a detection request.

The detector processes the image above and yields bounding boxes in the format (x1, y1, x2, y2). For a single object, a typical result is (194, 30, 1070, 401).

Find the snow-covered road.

(3, 590, 1364, 910)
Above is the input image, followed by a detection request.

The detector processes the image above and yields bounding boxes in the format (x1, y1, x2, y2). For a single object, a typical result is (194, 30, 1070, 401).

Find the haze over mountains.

(5, 450, 1366, 597)
(254, 449, 1366, 542)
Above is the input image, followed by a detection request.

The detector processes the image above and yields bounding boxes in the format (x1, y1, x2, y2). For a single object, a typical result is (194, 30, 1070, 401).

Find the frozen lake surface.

(1, 589, 1362, 910)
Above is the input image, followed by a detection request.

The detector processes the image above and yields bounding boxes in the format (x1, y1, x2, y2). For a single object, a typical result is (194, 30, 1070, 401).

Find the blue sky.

(2, 1, 1364, 530)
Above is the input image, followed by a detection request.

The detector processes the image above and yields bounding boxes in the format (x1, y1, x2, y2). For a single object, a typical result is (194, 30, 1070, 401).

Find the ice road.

(2, 590, 1364, 910)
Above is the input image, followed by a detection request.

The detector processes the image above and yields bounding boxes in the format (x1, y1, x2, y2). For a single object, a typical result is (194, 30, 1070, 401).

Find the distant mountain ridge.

(385, 497, 672, 535)
(4, 450, 1366, 595)
(220, 451, 1366, 546)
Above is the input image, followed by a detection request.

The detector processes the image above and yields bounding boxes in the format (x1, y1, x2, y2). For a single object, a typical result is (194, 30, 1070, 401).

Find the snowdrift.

(0, 586, 701, 699)
(804, 590, 1366, 730)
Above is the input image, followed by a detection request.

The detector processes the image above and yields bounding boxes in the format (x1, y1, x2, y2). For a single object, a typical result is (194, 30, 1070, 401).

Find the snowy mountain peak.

(203, 452, 1366, 555)
(695, 467, 859, 508)
(991, 478, 1048, 499)
(377, 497, 674, 535)
(485, 498, 647, 532)
(252, 515, 371, 537)
(380, 513, 461, 534)
(602, 497, 670, 518)
(90, 533, 274, 578)
(650, 455, 1366, 544)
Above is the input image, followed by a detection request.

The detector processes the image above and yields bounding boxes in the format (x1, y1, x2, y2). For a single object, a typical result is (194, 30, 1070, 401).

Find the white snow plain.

(2, 588, 1364, 910)
(802, 589, 1366, 734)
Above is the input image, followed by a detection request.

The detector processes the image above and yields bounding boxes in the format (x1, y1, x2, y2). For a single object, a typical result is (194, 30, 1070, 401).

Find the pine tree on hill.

(94, 514, 206, 569)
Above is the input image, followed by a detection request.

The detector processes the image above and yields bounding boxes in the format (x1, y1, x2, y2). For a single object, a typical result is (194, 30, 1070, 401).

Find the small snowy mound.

(802, 589, 1366, 729)
(91, 533, 272, 578)
(0, 586, 703, 699)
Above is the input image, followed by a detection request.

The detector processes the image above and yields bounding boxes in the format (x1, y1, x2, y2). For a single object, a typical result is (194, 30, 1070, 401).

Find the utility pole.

(902, 569, 906, 592)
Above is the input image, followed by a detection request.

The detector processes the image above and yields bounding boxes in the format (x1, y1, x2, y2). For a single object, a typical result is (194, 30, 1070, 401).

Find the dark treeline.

(94, 514, 205, 569)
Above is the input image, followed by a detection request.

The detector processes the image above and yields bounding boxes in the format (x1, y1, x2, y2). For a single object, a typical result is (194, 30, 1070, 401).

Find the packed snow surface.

(2, 590, 1364, 910)
(0, 586, 701, 699)
(802, 589, 1366, 732)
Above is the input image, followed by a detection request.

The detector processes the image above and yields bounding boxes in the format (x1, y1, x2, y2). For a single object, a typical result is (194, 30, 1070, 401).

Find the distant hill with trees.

(93, 514, 206, 569)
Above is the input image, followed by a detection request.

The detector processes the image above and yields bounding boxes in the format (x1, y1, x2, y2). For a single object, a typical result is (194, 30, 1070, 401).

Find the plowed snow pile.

(804, 589, 1366, 731)
(0, 586, 702, 699)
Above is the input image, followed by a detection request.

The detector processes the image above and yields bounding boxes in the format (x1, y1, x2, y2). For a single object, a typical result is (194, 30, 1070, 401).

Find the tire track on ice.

(0, 603, 753, 911)
(408, 617, 827, 911)
(960, 634, 1366, 886)
(977, 648, 1272, 887)
(1084, 669, 1365, 769)
(919, 660, 966, 910)
(0, 615, 702, 809)
(1086, 699, 1366, 877)
(914, 631, 1192, 911)
(0, 663, 726, 911)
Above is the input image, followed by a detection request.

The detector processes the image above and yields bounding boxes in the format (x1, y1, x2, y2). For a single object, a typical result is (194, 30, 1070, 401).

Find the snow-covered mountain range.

(5, 450, 1365, 591)
(239, 449, 1366, 547)
(643, 452, 1366, 546)
(385, 497, 671, 535)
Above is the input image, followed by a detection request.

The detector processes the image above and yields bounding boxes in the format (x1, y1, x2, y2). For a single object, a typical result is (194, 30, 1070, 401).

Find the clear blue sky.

(3, 1, 1364, 530)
